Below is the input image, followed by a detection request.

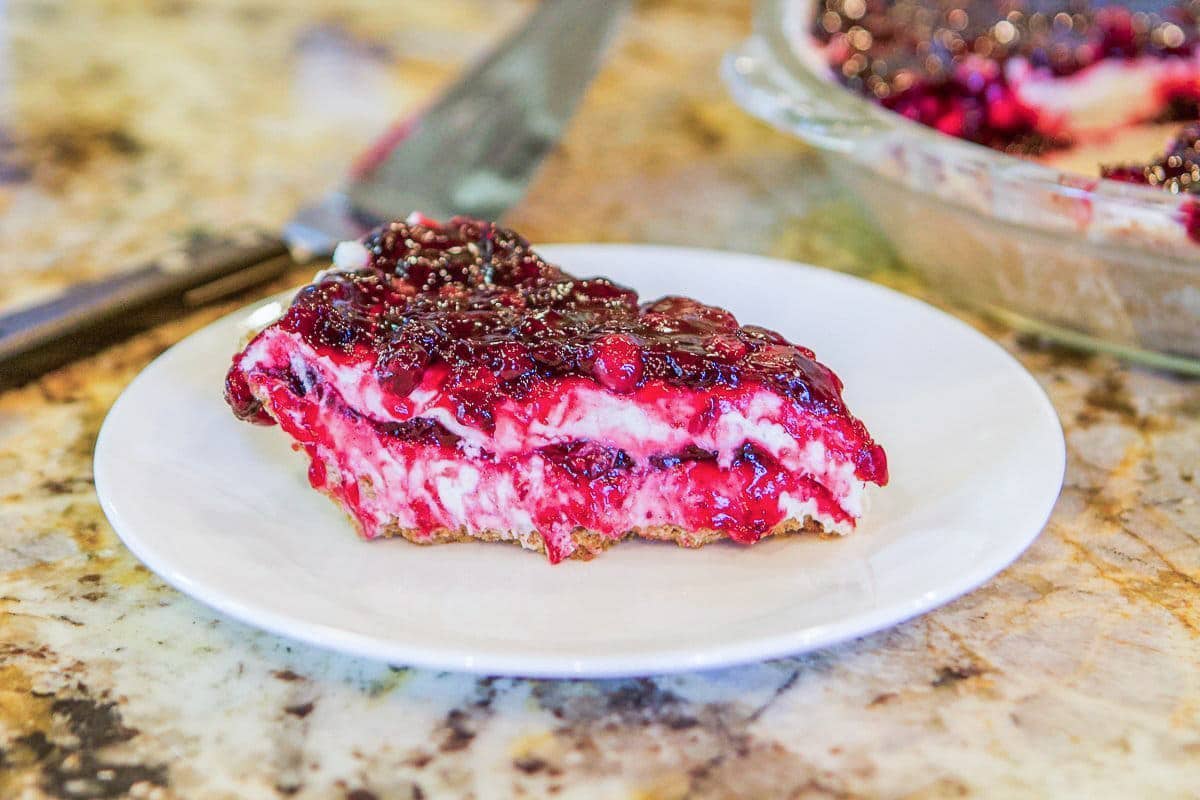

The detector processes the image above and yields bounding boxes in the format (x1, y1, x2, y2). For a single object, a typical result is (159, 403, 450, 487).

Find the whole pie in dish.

(224, 216, 888, 562)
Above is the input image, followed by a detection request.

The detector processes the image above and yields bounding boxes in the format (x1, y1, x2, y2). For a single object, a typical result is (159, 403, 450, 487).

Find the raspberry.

(740, 325, 787, 345)
(375, 342, 429, 397)
(540, 440, 634, 479)
(707, 334, 749, 362)
(590, 334, 644, 393)
(486, 341, 534, 381)
(224, 363, 273, 425)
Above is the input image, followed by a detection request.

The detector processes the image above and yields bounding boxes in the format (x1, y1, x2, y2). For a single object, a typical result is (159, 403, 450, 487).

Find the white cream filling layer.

(1007, 55, 1200, 137)
(279, 395, 855, 559)
(242, 329, 867, 506)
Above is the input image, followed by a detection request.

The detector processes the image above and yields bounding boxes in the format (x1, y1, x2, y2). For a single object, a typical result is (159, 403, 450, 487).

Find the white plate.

(95, 245, 1065, 678)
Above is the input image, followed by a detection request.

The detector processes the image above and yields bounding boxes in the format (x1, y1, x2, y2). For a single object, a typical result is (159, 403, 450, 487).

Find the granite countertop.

(1, 1, 1197, 797)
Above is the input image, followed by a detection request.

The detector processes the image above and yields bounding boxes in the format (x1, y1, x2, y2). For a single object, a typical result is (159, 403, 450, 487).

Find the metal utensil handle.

(0, 229, 292, 389)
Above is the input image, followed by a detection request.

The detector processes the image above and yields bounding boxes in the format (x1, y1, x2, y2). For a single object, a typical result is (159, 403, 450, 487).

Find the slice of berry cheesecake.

(224, 215, 887, 563)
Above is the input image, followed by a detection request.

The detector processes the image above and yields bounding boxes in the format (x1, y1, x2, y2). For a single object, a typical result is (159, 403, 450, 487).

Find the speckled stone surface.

(0, 1, 1197, 798)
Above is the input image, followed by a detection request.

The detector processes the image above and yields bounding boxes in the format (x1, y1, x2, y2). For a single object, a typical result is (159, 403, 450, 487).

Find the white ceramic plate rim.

(95, 244, 1065, 677)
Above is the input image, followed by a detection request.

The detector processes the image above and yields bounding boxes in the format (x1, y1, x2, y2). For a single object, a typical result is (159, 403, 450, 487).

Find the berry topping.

(371, 417, 461, 448)
(260, 216, 853, 424)
(540, 440, 635, 480)
(375, 342, 431, 397)
(815, 0, 1200, 153)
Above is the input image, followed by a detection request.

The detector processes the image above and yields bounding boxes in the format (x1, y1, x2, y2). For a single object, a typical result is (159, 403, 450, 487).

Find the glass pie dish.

(723, 0, 1200, 373)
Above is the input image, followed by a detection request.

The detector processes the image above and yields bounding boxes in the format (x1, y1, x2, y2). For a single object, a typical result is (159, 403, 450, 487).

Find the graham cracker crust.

(378, 516, 831, 561)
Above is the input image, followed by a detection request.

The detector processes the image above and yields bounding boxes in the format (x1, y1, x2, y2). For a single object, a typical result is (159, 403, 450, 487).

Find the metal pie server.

(0, 0, 629, 389)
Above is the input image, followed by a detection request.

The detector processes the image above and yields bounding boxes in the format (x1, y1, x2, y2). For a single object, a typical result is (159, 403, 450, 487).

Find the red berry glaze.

(244, 216, 862, 429)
